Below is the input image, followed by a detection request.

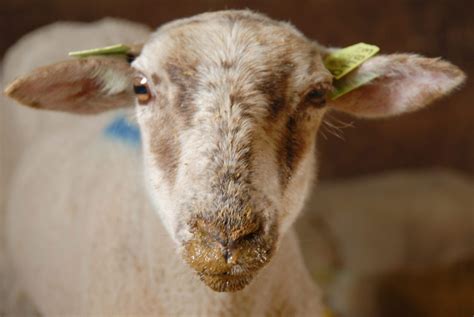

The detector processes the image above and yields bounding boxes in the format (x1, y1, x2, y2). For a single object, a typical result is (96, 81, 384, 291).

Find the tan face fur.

(133, 11, 332, 291)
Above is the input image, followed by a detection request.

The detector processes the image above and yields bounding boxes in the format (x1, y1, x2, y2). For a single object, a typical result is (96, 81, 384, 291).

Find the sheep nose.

(193, 217, 262, 258)
(184, 214, 275, 278)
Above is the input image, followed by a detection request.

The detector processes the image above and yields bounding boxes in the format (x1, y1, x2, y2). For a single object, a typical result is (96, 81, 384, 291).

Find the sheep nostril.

(231, 223, 261, 245)
(223, 247, 241, 265)
(223, 248, 230, 262)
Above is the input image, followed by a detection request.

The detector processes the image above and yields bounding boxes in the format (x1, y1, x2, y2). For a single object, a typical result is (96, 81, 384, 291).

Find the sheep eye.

(305, 88, 327, 108)
(133, 76, 151, 105)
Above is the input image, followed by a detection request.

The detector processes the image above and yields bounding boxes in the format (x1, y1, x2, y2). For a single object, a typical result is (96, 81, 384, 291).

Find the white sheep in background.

(297, 169, 474, 316)
(2, 10, 465, 316)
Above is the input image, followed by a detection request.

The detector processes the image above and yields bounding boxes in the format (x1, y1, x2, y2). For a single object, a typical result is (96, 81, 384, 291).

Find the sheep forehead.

(136, 10, 330, 91)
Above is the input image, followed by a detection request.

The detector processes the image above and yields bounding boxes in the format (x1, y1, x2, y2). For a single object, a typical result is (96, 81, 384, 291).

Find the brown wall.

(1, 0, 473, 179)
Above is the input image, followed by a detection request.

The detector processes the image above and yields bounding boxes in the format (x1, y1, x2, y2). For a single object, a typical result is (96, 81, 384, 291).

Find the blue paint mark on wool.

(104, 115, 141, 146)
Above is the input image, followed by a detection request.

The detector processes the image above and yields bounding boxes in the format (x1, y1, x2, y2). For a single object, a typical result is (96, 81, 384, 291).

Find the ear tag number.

(68, 44, 130, 57)
(324, 42, 380, 100)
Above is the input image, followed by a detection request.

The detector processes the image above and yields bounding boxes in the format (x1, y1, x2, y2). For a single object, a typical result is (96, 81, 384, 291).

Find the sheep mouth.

(198, 272, 255, 292)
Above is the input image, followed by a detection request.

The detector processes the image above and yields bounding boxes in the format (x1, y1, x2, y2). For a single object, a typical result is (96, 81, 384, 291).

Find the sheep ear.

(4, 56, 135, 114)
(326, 54, 466, 118)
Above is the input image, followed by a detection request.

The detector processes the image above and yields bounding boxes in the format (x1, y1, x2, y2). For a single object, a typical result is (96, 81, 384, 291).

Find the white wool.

(96, 67, 131, 95)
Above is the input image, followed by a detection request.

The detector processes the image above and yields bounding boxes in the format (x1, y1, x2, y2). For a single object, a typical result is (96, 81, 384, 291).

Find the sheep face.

(4, 10, 465, 293)
(133, 12, 331, 292)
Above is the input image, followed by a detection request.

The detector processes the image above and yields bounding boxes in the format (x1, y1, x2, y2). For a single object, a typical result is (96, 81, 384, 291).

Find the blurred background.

(1, 1, 473, 316)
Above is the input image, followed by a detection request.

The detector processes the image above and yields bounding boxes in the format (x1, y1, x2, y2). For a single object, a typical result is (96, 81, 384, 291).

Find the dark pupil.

(133, 85, 148, 94)
(308, 89, 325, 99)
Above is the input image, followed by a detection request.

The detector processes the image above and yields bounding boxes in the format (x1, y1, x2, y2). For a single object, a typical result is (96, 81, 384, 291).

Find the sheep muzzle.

(183, 215, 278, 292)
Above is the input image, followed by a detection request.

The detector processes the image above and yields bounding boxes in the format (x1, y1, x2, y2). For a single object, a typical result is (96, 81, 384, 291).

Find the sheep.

(2, 10, 466, 316)
(296, 169, 474, 316)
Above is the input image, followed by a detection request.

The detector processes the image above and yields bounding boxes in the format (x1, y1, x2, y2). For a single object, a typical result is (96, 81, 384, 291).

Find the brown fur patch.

(221, 59, 235, 69)
(149, 114, 181, 185)
(151, 73, 161, 85)
(164, 61, 198, 125)
(259, 61, 295, 118)
(277, 107, 321, 188)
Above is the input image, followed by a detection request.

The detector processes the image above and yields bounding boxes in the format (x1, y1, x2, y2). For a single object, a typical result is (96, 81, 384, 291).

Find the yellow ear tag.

(324, 42, 379, 79)
(330, 71, 379, 100)
(68, 44, 130, 57)
(324, 42, 380, 100)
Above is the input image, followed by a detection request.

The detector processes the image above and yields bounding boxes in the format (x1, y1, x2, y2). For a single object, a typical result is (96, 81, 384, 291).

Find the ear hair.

(4, 56, 135, 114)
(326, 53, 466, 118)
